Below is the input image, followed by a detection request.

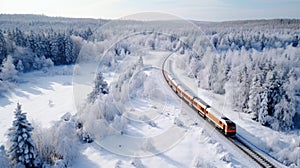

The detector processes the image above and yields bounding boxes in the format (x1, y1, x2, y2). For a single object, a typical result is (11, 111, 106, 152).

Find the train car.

(169, 76, 178, 92)
(182, 90, 194, 104)
(205, 107, 236, 136)
(220, 117, 236, 136)
(193, 97, 210, 117)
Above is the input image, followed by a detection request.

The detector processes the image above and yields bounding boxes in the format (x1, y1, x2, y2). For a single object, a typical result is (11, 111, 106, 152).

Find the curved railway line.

(161, 53, 279, 168)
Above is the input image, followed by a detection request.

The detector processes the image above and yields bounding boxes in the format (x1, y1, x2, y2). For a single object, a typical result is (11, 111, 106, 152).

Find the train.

(162, 61, 236, 136)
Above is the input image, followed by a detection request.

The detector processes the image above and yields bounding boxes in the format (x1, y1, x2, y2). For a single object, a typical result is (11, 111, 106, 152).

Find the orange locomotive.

(163, 69, 236, 136)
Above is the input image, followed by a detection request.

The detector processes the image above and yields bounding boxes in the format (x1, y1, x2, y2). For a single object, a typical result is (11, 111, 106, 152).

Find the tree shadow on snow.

(0, 94, 12, 107)
(72, 145, 102, 168)
(0, 75, 72, 108)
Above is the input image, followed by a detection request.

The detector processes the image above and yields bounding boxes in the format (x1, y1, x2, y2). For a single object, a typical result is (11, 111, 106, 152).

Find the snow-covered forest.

(0, 14, 300, 167)
(192, 20, 300, 131)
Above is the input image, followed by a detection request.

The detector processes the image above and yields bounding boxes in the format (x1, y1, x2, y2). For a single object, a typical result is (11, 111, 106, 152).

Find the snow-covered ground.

(0, 66, 76, 145)
(0, 51, 267, 167)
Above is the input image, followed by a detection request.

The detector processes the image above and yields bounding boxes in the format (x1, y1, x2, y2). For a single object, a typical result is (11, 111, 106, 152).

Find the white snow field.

(0, 51, 265, 167)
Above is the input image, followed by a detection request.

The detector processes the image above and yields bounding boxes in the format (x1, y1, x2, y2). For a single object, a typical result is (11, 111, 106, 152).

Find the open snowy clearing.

(0, 67, 76, 144)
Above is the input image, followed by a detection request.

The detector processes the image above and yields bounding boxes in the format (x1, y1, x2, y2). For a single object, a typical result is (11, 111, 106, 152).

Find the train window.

(221, 117, 229, 120)
(229, 126, 236, 130)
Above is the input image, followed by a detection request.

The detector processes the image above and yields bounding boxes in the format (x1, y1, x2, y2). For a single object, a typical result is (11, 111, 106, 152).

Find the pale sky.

(1, 0, 299, 21)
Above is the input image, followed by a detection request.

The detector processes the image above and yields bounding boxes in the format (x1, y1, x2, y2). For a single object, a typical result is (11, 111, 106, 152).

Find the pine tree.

(248, 69, 263, 120)
(234, 65, 250, 112)
(64, 36, 75, 64)
(258, 90, 270, 126)
(50, 34, 60, 64)
(273, 96, 295, 131)
(0, 29, 7, 63)
(82, 27, 93, 40)
(27, 32, 36, 53)
(0, 55, 17, 82)
(88, 72, 109, 103)
(208, 56, 218, 90)
(272, 75, 296, 131)
(13, 28, 26, 47)
(266, 70, 283, 111)
(8, 103, 39, 167)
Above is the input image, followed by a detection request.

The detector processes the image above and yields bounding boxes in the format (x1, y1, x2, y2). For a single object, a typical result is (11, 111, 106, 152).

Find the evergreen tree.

(257, 69, 283, 127)
(88, 72, 109, 103)
(64, 36, 75, 64)
(50, 34, 60, 64)
(8, 103, 39, 167)
(0, 55, 17, 82)
(81, 27, 93, 40)
(233, 65, 250, 111)
(27, 32, 36, 53)
(248, 71, 263, 120)
(208, 56, 218, 90)
(258, 90, 270, 126)
(266, 70, 283, 111)
(273, 95, 295, 131)
(272, 75, 296, 131)
(0, 29, 7, 63)
(13, 28, 26, 47)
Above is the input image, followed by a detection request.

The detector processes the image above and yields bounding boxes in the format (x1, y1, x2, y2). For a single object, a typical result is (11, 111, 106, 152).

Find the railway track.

(228, 135, 276, 168)
(161, 53, 280, 168)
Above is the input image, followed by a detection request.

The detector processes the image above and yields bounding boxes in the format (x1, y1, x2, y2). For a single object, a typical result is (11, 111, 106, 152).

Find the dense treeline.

(0, 14, 107, 33)
(0, 25, 96, 95)
(0, 27, 94, 70)
(210, 31, 299, 51)
(0, 14, 106, 73)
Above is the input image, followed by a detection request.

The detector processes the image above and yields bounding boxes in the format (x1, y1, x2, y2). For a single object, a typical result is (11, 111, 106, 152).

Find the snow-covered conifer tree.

(13, 28, 26, 47)
(273, 95, 295, 131)
(0, 30, 7, 63)
(208, 56, 218, 90)
(64, 36, 75, 64)
(248, 71, 263, 120)
(258, 90, 270, 126)
(88, 72, 109, 103)
(8, 103, 39, 167)
(0, 55, 17, 82)
(272, 74, 296, 131)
